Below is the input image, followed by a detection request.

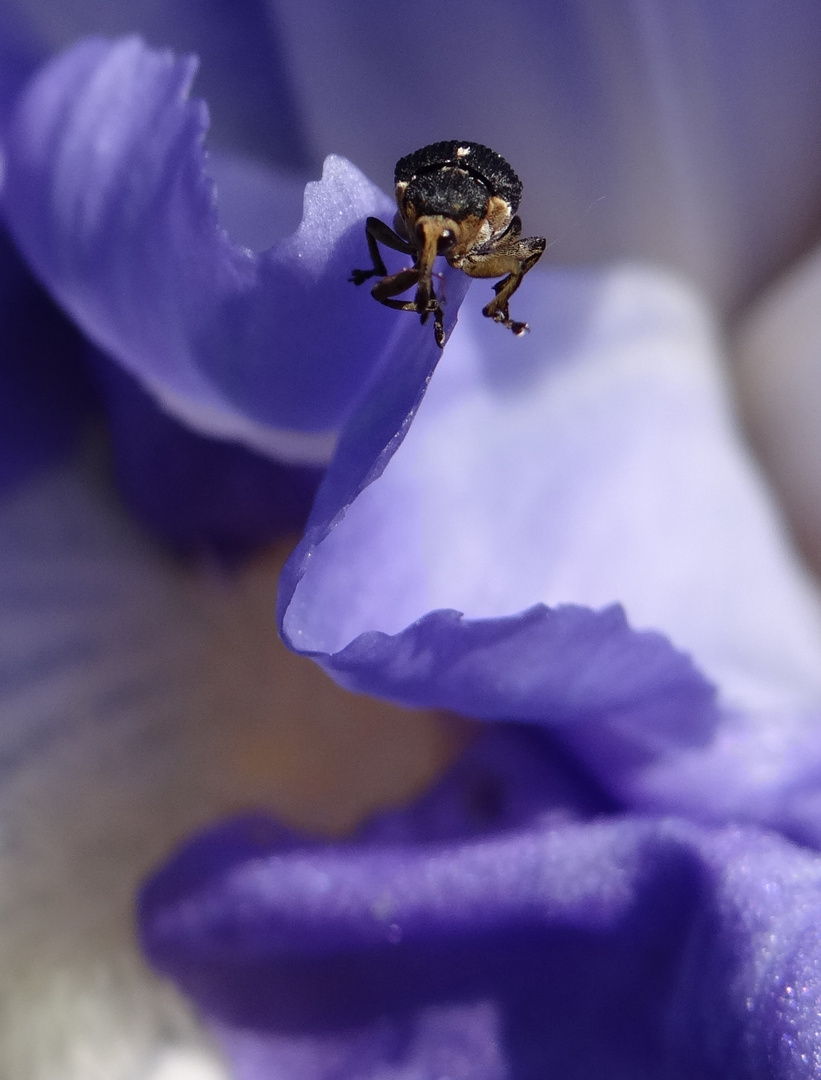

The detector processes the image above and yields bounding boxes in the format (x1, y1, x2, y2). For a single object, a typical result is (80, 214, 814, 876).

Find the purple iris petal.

(317, 605, 717, 781)
(0, 225, 92, 493)
(280, 264, 821, 808)
(2, 37, 463, 466)
(141, 726, 821, 1079)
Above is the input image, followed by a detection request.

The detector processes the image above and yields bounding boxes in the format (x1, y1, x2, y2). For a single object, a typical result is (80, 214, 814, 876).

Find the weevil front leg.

(454, 231, 546, 336)
(349, 217, 414, 285)
(371, 266, 445, 347)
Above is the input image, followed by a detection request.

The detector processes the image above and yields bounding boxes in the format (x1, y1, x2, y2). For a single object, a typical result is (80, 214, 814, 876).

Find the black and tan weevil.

(350, 140, 546, 347)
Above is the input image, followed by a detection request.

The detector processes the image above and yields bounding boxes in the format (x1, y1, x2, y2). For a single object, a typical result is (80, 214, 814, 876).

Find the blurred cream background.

(0, 443, 467, 1080)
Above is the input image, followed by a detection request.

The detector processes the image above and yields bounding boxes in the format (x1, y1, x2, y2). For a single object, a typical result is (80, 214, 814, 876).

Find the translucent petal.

(3, 38, 461, 466)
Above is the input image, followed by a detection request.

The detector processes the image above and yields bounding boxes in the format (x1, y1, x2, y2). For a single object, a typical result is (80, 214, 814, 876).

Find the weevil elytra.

(350, 140, 546, 347)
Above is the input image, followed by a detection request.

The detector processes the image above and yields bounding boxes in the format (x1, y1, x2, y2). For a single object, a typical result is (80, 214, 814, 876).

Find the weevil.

(350, 140, 546, 347)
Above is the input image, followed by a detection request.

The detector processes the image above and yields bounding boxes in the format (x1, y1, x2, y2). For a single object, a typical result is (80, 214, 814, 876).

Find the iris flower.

(2, 3, 821, 1078)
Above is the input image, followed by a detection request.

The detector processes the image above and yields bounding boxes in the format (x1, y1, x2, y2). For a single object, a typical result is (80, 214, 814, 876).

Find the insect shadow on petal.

(350, 141, 546, 347)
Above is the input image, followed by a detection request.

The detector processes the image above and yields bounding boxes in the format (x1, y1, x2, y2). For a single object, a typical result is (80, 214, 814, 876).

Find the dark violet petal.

(280, 264, 821, 804)
(2, 38, 463, 465)
(0, 224, 93, 494)
(140, 730, 821, 1079)
(91, 353, 321, 557)
(662, 826, 821, 1079)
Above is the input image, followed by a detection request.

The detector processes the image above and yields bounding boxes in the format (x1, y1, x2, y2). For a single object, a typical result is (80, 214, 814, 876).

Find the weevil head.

(394, 141, 521, 259)
(349, 140, 544, 346)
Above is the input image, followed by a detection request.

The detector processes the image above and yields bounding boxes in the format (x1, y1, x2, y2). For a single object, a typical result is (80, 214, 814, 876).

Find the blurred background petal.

(268, 0, 821, 312)
(0, 0, 312, 169)
(90, 355, 322, 558)
(734, 244, 821, 577)
(0, 2, 40, 131)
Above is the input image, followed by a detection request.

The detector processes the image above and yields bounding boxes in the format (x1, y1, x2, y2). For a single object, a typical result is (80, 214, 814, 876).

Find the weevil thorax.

(394, 141, 522, 263)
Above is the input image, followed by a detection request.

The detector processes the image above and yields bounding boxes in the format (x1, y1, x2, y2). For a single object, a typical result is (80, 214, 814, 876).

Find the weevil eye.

(437, 228, 457, 254)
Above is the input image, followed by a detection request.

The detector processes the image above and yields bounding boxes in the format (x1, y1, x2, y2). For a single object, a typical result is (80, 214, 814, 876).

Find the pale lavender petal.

(2, 38, 463, 466)
(280, 264, 821, 812)
(270, 0, 821, 309)
(626, 701, 821, 848)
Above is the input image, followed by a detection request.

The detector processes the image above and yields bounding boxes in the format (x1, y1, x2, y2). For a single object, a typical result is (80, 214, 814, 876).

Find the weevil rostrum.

(350, 140, 546, 347)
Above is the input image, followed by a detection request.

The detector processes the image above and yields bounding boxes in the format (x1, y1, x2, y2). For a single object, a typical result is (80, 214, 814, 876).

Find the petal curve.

(2, 38, 463, 465)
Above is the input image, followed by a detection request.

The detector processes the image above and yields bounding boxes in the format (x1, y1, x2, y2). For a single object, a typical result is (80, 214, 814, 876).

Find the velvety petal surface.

(280, 263, 821, 814)
(2, 37, 465, 466)
(141, 726, 821, 1080)
(270, 0, 821, 310)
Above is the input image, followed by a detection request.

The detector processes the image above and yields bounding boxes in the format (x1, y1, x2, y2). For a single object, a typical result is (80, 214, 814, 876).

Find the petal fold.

(319, 605, 717, 777)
